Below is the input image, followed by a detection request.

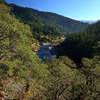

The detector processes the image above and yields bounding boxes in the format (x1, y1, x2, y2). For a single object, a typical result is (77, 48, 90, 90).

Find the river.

(37, 43, 57, 60)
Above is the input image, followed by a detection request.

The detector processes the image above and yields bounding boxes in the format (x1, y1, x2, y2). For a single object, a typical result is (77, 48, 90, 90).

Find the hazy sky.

(6, 0, 100, 20)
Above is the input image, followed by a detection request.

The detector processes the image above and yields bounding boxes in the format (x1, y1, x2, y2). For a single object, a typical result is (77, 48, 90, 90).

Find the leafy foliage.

(0, 1, 100, 100)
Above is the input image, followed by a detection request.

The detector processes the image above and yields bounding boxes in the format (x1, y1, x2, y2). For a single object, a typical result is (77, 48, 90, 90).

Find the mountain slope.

(0, 2, 50, 99)
(0, 2, 82, 99)
(10, 4, 89, 35)
(0, 1, 100, 99)
(56, 21, 100, 65)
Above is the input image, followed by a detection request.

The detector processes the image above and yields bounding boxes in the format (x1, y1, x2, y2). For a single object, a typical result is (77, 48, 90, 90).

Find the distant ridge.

(81, 20, 98, 24)
(9, 4, 89, 35)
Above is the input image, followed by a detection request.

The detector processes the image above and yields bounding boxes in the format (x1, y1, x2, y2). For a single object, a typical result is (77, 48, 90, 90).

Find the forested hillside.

(57, 21, 100, 64)
(10, 4, 89, 37)
(0, 0, 100, 99)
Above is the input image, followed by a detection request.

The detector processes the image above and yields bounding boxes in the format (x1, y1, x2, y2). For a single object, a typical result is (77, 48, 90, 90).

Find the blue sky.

(6, 0, 100, 21)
